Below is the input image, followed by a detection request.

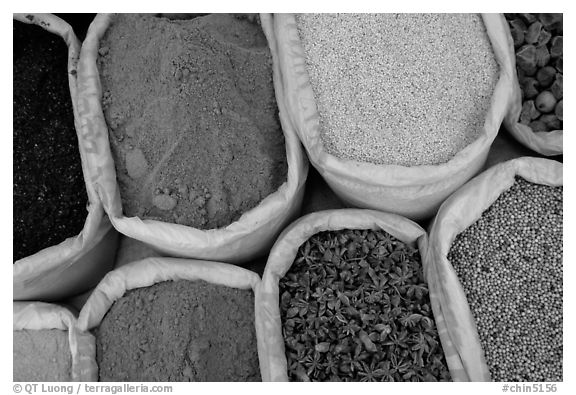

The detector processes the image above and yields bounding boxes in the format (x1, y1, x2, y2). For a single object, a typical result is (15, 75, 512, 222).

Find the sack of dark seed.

(427, 157, 562, 381)
(503, 13, 563, 155)
(13, 301, 97, 381)
(77, 257, 262, 381)
(76, 13, 307, 264)
(13, 14, 118, 301)
(268, 13, 515, 220)
(255, 209, 458, 382)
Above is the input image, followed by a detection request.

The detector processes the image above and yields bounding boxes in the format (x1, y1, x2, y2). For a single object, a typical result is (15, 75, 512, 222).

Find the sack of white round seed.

(13, 13, 118, 301)
(75, 13, 307, 264)
(502, 13, 563, 156)
(13, 301, 97, 381)
(255, 209, 457, 382)
(77, 257, 261, 381)
(426, 157, 562, 381)
(268, 13, 516, 220)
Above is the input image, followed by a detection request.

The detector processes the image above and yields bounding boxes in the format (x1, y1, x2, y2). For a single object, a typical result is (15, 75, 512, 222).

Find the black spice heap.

(279, 229, 451, 382)
(13, 20, 88, 261)
(448, 177, 562, 381)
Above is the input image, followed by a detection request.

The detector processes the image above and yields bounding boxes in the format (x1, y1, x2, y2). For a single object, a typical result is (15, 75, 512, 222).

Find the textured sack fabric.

(425, 157, 562, 381)
(13, 13, 118, 302)
(76, 257, 261, 379)
(13, 301, 97, 381)
(268, 13, 516, 220)
(75, 13, 308, 264)
(254, 209, 458, 381)
(113, 235, 161, 269)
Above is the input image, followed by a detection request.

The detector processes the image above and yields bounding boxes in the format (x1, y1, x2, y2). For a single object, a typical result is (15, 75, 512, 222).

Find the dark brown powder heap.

(95, 280, 260, 382)
(99, 14, 287, 229)
(13, 20, 88, 262)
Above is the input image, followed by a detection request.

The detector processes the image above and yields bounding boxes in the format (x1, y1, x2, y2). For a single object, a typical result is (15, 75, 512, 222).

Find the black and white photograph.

(8, 4, 568, 393)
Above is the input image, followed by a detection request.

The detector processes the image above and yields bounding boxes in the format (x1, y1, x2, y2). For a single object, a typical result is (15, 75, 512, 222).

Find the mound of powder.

(95, 280, 260, 382)
(99, 14, 287, 229)
(13, 329, 72, 381)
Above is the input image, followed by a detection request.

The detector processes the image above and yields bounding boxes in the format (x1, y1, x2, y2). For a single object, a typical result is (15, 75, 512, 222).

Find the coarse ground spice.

(95, 280, 260, 382)
(296, 13, 499, 166)
(13, 329, 72, 382)
(13, 20, 88, 262)
(279, 229, 451, 382)
(448, 177, 562, 381)
(99, 14, 287, 229)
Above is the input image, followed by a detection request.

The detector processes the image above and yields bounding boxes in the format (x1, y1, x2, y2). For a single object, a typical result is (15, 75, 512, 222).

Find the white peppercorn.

(448, 177, 562, 382)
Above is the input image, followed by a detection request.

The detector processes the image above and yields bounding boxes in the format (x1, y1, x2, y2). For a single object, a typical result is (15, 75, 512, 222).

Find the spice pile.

(448, 177, 562, 381)
(13, 20, 87, 261)
(99, 13, 287, 229)
(13, 329, 72, 381)
(296, 13, 498, 166)
(279, 229, 451, 382)
(95, 280, 260, 382)
(506, 13, 563, 131)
